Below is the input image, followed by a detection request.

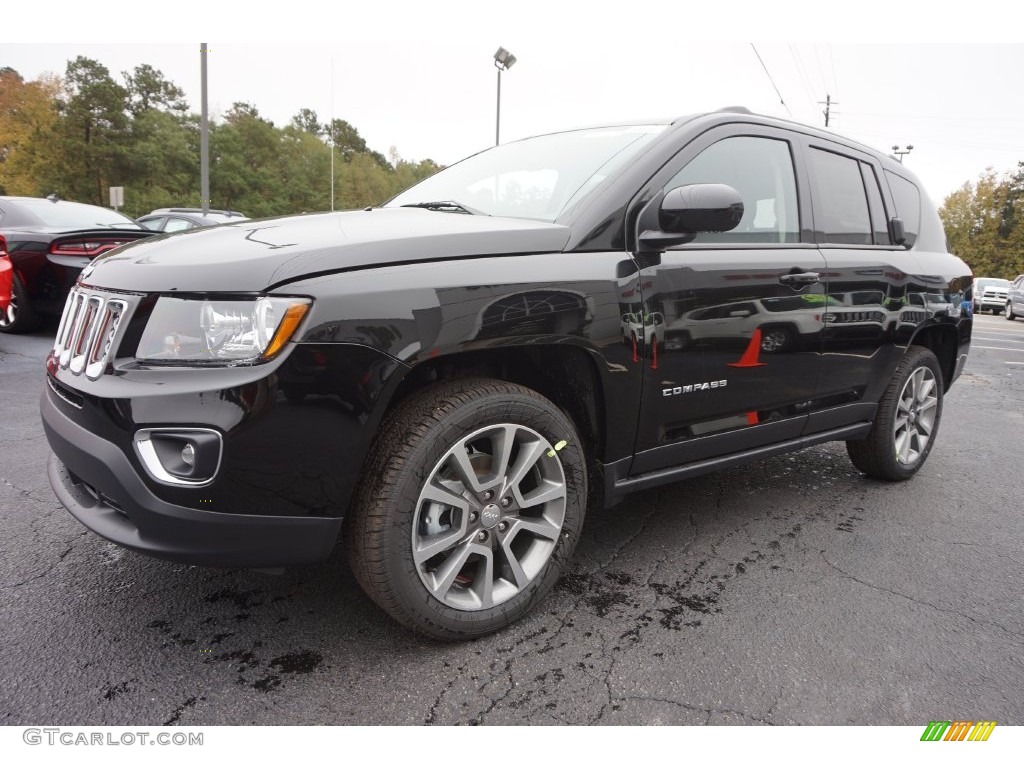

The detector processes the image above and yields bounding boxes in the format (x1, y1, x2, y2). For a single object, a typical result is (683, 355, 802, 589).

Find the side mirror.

(660, 184, 744, 234)
(889, 216, 906, 246)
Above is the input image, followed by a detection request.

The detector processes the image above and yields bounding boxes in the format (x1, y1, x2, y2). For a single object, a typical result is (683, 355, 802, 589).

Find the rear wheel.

(0, 272, 40, 334)
(847, 346, 943, 481)
(345, 377, 586, 639)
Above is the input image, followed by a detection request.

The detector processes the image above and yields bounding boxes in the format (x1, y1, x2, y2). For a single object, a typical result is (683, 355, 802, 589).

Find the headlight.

(137, 296, 311, 364)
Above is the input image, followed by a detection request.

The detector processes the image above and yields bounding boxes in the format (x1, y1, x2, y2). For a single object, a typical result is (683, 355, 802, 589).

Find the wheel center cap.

(480, 503, 501, 529)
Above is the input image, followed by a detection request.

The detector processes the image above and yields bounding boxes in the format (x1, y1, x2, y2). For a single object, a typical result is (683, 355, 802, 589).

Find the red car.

(0, 196, 155, 333)
(0, 234, 13, 321)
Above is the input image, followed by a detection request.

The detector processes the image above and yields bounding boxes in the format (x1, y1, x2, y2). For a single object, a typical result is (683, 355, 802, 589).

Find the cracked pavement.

(2, 314, 1023, 725)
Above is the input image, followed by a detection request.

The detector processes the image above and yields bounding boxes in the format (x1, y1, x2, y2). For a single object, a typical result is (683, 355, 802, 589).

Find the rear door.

(630, 125, 826, 475)
(801, 141, 912, 432)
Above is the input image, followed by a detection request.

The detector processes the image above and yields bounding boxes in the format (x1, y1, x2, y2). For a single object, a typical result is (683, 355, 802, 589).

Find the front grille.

(52, 287, 132, 380)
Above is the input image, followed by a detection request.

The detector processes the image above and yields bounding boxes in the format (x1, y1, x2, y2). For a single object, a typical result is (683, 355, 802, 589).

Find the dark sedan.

(0, 196, 155, 333)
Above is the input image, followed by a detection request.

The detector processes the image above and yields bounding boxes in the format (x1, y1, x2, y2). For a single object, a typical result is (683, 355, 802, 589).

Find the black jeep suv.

(41, 109, 972, 638)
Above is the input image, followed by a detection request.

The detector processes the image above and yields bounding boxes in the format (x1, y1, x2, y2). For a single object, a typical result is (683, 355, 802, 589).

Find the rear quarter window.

(885, 171, 921, 248)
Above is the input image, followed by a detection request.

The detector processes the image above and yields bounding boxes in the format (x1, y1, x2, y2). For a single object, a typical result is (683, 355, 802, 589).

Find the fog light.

(133, 428, 222, 487)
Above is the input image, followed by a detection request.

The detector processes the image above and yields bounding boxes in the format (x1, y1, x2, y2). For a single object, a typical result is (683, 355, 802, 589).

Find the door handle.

(779, 271, 821, 286)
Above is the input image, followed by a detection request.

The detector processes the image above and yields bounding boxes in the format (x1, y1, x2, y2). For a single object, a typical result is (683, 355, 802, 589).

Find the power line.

(812, 43, 829, 96)
(828, 44, 839, 99)
(789, 44, 818, 113)
(750, 44, 792, 117)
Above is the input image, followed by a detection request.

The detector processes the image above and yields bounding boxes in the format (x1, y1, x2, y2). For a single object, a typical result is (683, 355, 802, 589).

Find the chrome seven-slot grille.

(52, 286, 131, 380)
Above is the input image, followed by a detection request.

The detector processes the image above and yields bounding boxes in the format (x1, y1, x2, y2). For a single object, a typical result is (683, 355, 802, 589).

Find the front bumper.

(42, 390, 342, 568)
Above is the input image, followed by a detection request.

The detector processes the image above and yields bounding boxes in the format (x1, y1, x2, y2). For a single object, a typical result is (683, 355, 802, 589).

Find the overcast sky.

(5, 2, 1023, 206)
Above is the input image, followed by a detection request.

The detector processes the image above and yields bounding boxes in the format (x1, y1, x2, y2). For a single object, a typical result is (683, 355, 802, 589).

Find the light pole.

(494, 47, 516, 146)
(892, 144, 914, 163)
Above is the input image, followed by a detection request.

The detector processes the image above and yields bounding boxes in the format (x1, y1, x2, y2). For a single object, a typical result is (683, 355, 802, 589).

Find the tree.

(0, 69, 61, 195)
(290, 108, 323, 136)
(55, 56, 130, 204)
(940, 167, 1024, 280)
(123, 64, 188, 116)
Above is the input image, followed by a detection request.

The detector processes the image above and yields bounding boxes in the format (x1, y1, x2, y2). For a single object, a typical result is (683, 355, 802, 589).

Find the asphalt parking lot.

(2, 313, 1022, 726)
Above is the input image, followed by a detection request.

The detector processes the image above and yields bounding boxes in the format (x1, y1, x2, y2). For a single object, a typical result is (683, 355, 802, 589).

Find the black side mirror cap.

(659, 183, 744, 234)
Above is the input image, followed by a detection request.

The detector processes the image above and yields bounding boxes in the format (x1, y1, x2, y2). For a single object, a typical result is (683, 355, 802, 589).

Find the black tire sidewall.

(872, 347, 944, 480)
(366, 383, 586, 638)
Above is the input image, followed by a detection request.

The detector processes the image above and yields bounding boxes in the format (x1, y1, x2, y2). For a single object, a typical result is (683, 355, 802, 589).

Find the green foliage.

(0, 56, 443, 219)
(940, 166, 1024, 280)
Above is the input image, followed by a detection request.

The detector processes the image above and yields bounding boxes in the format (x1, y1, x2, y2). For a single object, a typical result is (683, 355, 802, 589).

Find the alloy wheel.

(411, 423, 566, 611)
(893, 365, 939, 465)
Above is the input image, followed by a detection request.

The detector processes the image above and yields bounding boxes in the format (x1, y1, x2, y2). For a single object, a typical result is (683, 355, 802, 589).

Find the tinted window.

(860, 163, 891, 245)
(138, 217, 166, 231)
(666, 136, 799, 244)
(885, 171, 921, 248)
(10, 199, 141, 229)
(808, 149, 871, 245)
(164, 218, 195, 232)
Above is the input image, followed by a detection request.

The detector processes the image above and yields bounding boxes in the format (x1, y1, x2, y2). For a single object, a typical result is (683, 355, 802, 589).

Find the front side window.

(666, 136, 800, 244)
(808, 149, 871, 245)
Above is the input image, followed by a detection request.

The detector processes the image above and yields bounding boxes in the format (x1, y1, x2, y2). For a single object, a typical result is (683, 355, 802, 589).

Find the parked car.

(41, 109, 971, 639)
(621, 310, 665, 350)
(0, 196, 154, 333)
(0, 235, 12, 320)
(971, 277, 1010, 314)
(1006, 275, 1024, 321)
(136, 208, 248, 233)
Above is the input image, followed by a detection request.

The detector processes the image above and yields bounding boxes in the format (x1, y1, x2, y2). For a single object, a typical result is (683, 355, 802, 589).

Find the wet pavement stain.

(269, 650, 323, 675)
(102, 679, 135, 701)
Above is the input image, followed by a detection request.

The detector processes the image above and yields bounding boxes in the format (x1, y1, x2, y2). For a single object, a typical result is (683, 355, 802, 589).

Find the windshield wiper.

(400, 200, 486, 216)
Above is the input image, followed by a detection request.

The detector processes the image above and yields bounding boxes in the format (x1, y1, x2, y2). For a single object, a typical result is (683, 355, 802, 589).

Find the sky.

(4, 1, 1023, 206)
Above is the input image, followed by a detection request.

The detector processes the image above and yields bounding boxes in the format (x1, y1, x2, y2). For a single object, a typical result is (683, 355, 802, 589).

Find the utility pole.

(200, 43, 210, 216)
(819, 94, 838, 128)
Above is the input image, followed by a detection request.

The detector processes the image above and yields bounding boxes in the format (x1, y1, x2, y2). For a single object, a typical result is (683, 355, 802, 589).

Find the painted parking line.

(973, 345, 1024, 352)
(975, 337, 1024, 344)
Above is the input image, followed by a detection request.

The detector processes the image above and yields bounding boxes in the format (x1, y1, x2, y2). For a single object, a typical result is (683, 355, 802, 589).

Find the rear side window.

(665, 136, 800, 244)
(808, 148, 871, 245)
(885, 171, 921, 248)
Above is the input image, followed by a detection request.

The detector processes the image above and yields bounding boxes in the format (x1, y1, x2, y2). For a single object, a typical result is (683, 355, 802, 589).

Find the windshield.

(386, 125, 667, 222)
(976, 279, 1010, 289)
(15, 199, 142, 229)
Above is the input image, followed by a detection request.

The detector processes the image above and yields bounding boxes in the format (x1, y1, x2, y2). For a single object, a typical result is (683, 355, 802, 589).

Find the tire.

(760, 326, 792, 354)
(344, 377, 587, 640)
(1007, 302, 1018, 321)
(846, 346, 943, 481)
(0, 272, 40, 334)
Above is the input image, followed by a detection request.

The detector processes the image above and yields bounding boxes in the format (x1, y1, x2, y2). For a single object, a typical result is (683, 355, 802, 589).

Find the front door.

(630, 129, 825, 475)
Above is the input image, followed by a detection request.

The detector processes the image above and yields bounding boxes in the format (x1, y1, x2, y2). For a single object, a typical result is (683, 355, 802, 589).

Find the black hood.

(83, 208, 572, 293)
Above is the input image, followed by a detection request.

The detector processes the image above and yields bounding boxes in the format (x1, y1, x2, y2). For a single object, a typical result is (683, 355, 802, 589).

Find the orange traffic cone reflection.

(728, 329, 768, 368)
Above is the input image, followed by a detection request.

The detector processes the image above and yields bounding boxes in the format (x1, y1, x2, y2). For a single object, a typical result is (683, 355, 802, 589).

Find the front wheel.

(1007, 302, 1019, 321)
(0, 272, 40, 333)
(846, 346, 943, 481)
(344, 377, 586, 639)
(760, 326, 792, 354)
